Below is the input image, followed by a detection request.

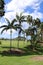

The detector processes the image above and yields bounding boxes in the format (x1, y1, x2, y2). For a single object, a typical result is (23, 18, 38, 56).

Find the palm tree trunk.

(17, 33, 20, 48)
(24, 33, 26, 45)
(18, 37, 19, 48)
(10, 29, 12, 51)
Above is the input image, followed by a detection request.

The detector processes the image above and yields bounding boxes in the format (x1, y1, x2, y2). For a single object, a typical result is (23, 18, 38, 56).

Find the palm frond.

(14, 24, 21, 28)
(18, 27, 24, 35)
(20, 12, 23, 17)
(11, 19, 17, 25)
(21, 19, 26, 22)
(16, 13, 19, 20)
(20, 16, 25, 20)
(5, 18, 10, 25)
(1, 28, 7, 34)
(27, 15, 32, 23)
(0, 25, 8, 28)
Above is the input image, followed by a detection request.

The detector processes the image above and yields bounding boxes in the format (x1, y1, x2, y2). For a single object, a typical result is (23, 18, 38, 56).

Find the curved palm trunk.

(10, 29, 12, 51)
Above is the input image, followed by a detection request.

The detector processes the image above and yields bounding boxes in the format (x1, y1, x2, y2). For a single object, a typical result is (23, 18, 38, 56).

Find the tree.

(0, 0, 5, 17)
(26, 15, 40, 50)
(25, 27, 37, 43)
(14, 12, 26, 48)
(0, 18, 17, 51)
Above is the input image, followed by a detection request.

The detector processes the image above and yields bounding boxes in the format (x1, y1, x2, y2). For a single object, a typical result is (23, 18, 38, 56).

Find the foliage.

(0, 12, 43, 50)
(0, 0, 5, 17)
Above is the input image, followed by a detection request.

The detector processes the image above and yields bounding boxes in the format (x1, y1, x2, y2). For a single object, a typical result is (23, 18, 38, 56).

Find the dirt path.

(31, 56, 43, 61)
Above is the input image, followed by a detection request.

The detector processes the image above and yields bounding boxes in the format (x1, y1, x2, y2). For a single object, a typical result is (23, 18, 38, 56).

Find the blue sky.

(0, 0, 43, 39)
(4, 0, 12, 4)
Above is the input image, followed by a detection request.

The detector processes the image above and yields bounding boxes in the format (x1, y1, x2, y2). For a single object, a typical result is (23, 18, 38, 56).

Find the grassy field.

(0, 39, 43, 65)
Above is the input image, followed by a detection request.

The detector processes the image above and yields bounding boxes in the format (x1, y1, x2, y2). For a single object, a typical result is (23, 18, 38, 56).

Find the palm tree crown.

(0, 18, 17, 51)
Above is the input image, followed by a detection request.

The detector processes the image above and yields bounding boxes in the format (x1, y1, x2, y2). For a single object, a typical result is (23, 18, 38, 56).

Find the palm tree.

(14, 12, 26, 48)
(0, 0, 5, 17)
(26, 15, 39, 50)
(0, 18, 17, 51)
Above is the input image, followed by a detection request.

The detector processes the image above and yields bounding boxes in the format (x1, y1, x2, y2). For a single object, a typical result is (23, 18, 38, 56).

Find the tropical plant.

(26, 15, 39, 50)
(0, 18, 17, 51)
(14, 12, 26, 48)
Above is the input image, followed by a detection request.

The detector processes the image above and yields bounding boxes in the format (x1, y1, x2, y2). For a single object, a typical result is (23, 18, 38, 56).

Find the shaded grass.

(0, 40, 43, 65)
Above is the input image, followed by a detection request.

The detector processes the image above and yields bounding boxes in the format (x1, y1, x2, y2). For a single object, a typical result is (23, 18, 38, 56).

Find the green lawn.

(0, 40, 43, 65)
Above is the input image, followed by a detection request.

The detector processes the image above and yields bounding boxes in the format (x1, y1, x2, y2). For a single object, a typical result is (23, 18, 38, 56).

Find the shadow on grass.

(0, 45, 43, 56)
(1, 46, 15, 49)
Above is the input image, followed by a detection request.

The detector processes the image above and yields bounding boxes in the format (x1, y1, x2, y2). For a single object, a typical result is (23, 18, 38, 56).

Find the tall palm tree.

(0, 0, 5, 17)
(14, 12, 26, 48)
(0, 18, 17, 51)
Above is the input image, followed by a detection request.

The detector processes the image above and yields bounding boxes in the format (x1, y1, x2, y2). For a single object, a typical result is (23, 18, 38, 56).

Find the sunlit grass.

(0, 39, 30, 48)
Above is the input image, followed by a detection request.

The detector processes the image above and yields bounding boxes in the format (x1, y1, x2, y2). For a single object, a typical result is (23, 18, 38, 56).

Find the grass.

(0, 39, 43, 65)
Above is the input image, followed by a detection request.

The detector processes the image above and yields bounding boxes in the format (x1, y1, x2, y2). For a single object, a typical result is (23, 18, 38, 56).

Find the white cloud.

(30, 10, 43, 19)
(4, 0, 43, 20)
(4, 12, 16, 21)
